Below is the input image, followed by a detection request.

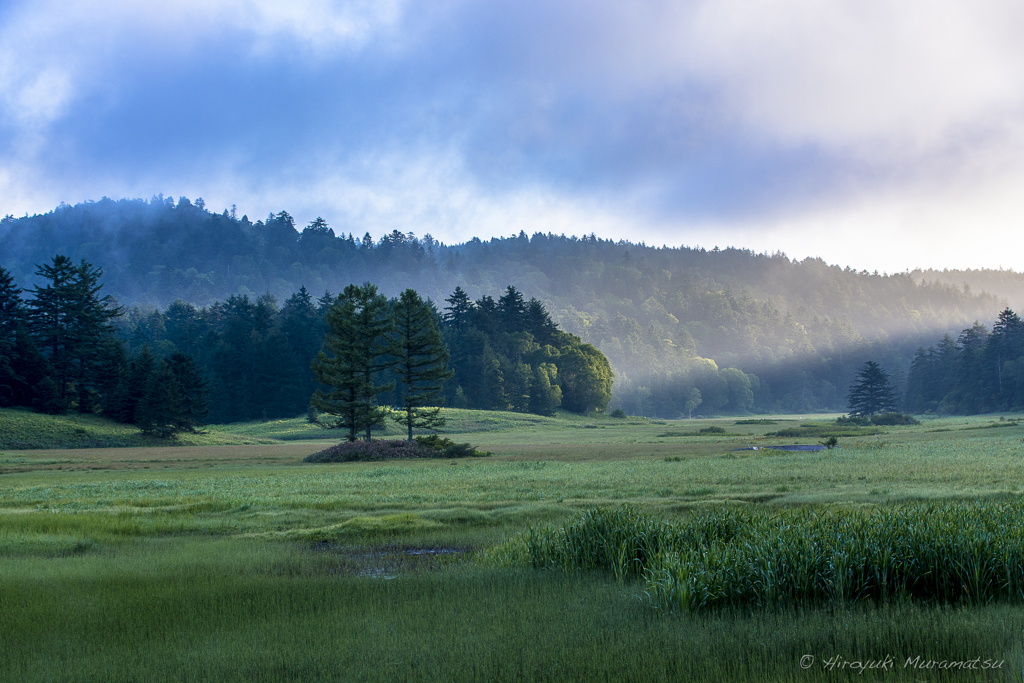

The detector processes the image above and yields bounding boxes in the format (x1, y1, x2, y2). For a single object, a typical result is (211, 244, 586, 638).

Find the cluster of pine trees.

(312, 284, 452, 442)
(3, 253, 615, 426)
(440, 285, 613, 416)
(0, 258, 208, 435)
(110, 282, 613, 425)
(905, 308, 1024, 414)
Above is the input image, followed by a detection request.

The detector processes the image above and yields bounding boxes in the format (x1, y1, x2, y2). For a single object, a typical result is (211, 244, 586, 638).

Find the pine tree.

(311, 283, 395, 442)
(108, 345, 157, 424)
(0, 267, 24, 406)
(168, 351, 210, 431)
(391, 289, 454, 440)
(136, 359, 183, 437)
(26, 255, 77, 407)
(985, 308, 1024, 408)
(846, 360, 898, 416)
(443, 287, 473, 329)
(25, 256, 122, 410)
(497, 285, 527, 333)
(524, 297, 559, 346)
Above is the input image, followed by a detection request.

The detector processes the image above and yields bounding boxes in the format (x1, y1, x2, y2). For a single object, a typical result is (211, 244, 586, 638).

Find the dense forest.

(0, 258, 621, 425)
(905, 308, 1024, 414)
(1, 196, 1013, 416)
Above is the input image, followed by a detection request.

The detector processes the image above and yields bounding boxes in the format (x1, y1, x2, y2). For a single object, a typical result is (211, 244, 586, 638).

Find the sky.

(2, 0, 1024, 273)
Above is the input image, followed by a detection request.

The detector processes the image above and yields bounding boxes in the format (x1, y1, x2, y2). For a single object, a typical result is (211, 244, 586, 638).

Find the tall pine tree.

(847, 360, 898, 416)
(391, 289, 454, 441)
(311, 283, 395, 442)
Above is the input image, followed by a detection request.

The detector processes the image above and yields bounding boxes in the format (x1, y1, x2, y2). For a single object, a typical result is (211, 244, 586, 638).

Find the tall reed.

(487, 502, 1024, 612)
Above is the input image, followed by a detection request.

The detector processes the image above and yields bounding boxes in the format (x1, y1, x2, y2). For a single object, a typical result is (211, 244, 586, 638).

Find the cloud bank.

(2, 0, 1024, 271)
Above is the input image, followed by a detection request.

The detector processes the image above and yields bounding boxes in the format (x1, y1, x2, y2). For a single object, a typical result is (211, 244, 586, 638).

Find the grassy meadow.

(2, 407, 1024, 681)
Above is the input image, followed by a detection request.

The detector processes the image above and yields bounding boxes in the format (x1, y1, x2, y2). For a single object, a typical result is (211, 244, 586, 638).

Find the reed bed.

(488, 502, 1024, 613)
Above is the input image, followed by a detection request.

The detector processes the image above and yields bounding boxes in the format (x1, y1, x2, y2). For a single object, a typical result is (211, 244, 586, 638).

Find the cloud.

(2, 0, 1024, 270)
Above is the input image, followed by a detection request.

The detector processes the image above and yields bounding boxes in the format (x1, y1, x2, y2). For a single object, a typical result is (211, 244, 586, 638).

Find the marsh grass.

(492, 504, 1024, 613)
(3, 411, 1024, 681)
(1, 537, 1022, 682)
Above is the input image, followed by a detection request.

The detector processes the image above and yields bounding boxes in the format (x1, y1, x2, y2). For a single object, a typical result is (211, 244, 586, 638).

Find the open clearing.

(2, 410, 1024, 681)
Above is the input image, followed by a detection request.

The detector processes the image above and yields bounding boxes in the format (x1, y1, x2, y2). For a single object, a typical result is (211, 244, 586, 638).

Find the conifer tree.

(524, 297, 559, 346)
(443, 287, 473, 329)
(846, 360, 898, 416)
(136, 359, 183, 437)
(311, 283, 395, 442)
(391, 289, 454, 440)
(168, 351, 210, 431)
(26, 256, 122, 409)
(497, 285, 527, 333)
(0, 267, 24, 406)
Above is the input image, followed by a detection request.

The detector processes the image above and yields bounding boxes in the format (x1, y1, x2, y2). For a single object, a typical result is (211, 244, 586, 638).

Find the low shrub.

(303, 437, 492, 462)
(869, 412, 921, 426)
(609, 409, 627, 419)
(657, 426, 728, 437)
(303, 440, 431, 462)
(835, 413, 919, 426)
(769, 424, 877, 438)
(415, 435, 492, 458)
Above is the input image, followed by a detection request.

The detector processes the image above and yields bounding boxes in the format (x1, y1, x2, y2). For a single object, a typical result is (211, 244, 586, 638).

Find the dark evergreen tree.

(111, 345, 157, 424)
(985, 308, 1024, 407)
(25, 255, 78, 409)
(847, 360, 898, 416)
(948, 322, 989, 414)
(311, 283, 395, 442)
(497, 285, 527, 333)
(443, 287, 473, 329)
(281, 286, 322, 404)
(168, 351, 210, 431)
(0, 267, 24, 406)
(25, 256, 122, 411)
(470, 295, 498, 336)
(136, 359, 183, 437)
(524, 297, 559, 346)
(391, 289, 454, 440)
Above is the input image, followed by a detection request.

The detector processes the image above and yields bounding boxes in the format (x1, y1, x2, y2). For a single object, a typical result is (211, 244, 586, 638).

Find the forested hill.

(0, 197, 1007, 415)
(911, 268, 1024, 315)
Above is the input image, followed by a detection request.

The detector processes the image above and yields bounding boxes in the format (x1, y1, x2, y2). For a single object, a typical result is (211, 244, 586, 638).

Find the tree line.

(2, 196, 1008, 415)
(0, 259, 209, 435)
(904, 308, 1024, 414)
(2, 256, 616, 431)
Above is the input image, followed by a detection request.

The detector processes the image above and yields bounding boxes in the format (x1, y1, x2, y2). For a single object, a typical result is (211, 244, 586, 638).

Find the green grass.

(2, 538, 1022, 682)
(3, 410, 1024, 681)
(210, 408, 652, 442)
(0, 407, 275, 449)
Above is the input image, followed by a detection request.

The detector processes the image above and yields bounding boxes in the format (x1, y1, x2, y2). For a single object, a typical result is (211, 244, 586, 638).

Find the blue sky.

(3, 0, 1024, 272)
